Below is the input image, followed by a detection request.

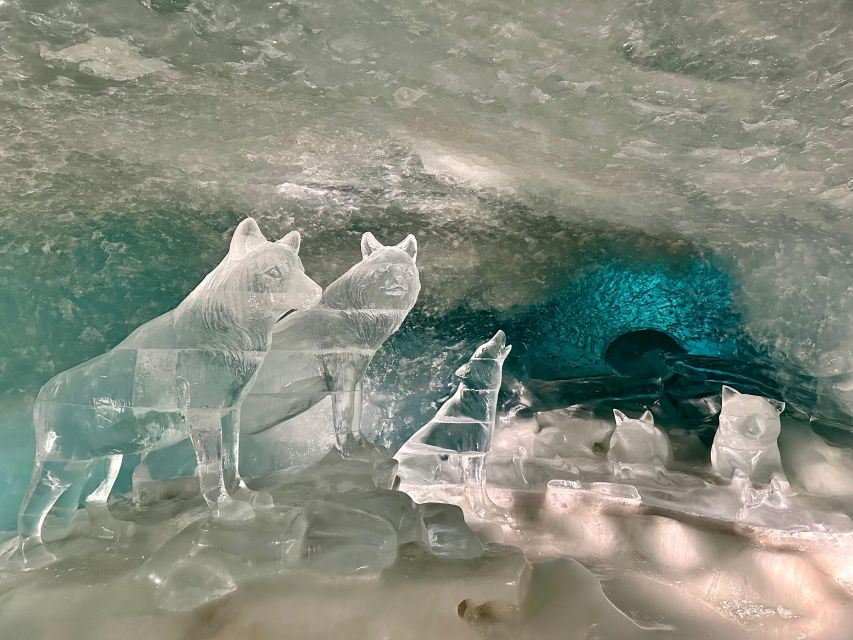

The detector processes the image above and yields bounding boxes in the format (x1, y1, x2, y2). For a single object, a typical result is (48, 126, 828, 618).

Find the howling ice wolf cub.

(395, 331, 511, 517)
(240, 232, 420, 453)
(6, 219, 321, 570)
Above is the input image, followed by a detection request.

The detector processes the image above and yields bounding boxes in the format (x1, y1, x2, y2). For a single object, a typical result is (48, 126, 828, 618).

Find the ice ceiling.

(0, 0, 852, 637)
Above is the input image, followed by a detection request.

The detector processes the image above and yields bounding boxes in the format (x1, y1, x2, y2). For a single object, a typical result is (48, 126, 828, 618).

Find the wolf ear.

(768, 398, 785, 414)
(640, 410, 654, 424)
(613, 409, 628, 426)
(721, 385, 740, 405)
(277, 230, 301, 253)
(230, 218, 267, 258)
(397, 234, 418, 261)
(361, 232, 384, 259)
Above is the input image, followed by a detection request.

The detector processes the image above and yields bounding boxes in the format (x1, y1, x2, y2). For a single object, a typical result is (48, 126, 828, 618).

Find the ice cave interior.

(0, 0, 852, 638)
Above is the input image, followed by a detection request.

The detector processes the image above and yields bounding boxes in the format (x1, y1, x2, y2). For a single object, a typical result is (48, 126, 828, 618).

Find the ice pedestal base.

(4, 441, 853, 639)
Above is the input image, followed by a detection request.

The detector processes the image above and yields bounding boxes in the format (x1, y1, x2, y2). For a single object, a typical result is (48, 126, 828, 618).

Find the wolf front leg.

(322, 353, 366, 456)
(187, 410, 254, 521)
(222, 408, 274, 510)
(333, 381, 365, 455)
(6, 459, 91, 570)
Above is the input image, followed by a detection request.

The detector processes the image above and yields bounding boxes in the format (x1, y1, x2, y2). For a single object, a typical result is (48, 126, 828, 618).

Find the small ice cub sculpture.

(396, 331, 511, 517)
(711, 385, 785, 484)
(607, 409, 672, 478)
(240, 232, 420, 453)
(9, 219, 322, 570)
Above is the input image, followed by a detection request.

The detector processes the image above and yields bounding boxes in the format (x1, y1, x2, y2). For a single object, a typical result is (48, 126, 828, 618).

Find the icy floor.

(2, 442, 853, 640)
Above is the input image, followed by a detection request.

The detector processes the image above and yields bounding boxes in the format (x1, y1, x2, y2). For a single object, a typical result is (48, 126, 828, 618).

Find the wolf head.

(455, 330, 512, 391)
(322, 232, 421, 312)
(195, 218, 322, 317)
(718, 385, 784, 446)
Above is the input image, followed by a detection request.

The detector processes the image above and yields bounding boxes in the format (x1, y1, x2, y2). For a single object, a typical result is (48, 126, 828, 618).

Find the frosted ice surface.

(42, 36, 170, 81)
(241, 232, 420, 454)
(4, 219, 321, 570)
(711, 386, 784, 484)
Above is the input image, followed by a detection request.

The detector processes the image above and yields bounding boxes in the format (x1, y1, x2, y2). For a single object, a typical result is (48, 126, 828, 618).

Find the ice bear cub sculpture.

(395, 331, 511, 517)
(240, 232, 420, 453)
(711, 385, 785, 484)
(7, 219, 321, 570)
(607, 409, 672, 478)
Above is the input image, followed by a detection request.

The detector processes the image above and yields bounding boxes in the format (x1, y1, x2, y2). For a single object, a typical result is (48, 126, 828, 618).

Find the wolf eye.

(264, 266, 283, 279)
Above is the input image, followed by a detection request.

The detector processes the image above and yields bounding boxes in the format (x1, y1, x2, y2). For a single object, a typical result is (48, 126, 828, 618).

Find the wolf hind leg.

(8, 459, 90, 570)
(84, 454, 131, 540)
(45, 460, 96, 540)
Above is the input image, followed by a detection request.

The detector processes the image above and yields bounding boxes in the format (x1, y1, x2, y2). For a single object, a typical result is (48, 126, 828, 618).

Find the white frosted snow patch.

(42, 37, 170, 81)
(393, 87, 426, 108)
(413, 141, 515, 194)
(275, 182, 328, 200)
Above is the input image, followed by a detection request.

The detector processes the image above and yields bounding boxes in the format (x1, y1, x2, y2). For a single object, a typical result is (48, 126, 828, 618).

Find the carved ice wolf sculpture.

(7, 219, 321, 569)
(240, 232, 420, 453)
(711, 385, 785, 484)
(395, 331, 511, 517)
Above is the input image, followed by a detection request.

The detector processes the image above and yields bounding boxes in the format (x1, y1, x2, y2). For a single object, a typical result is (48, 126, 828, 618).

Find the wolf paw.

(0, 536, 56, 572)
(213, 497, 255, 522)
(233, 485, 274, 511)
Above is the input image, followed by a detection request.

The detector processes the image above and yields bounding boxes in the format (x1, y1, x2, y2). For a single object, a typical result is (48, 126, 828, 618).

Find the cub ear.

(361, 232, 384, 259)
(277, 230, 301, 253)
(613, 409, 628, 426)
(230, 218, 267, 258)
(768, 398, 786, 414)
(721, 385, 741, 405)
(397, 234, 418, 261)
(640, 409, 654, 424)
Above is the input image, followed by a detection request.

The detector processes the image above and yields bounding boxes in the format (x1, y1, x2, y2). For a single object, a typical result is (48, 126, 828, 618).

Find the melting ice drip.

(395, 331, 511, 518)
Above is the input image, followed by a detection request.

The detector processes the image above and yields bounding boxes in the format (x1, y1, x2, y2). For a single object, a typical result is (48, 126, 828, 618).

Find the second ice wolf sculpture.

(711, 385, 785, 484)
(395, 331, 511, 517)
(7, 218, 322, 569)
(239, 232, 420, 453)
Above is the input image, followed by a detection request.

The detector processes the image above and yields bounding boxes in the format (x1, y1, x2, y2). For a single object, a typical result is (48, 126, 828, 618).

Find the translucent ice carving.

(711, 385, 785, 484)
(7, 219, 322, 570)
(607, 409, 672, 479)
(240, 232, 420, 454)
(395, 331, 511, 517)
